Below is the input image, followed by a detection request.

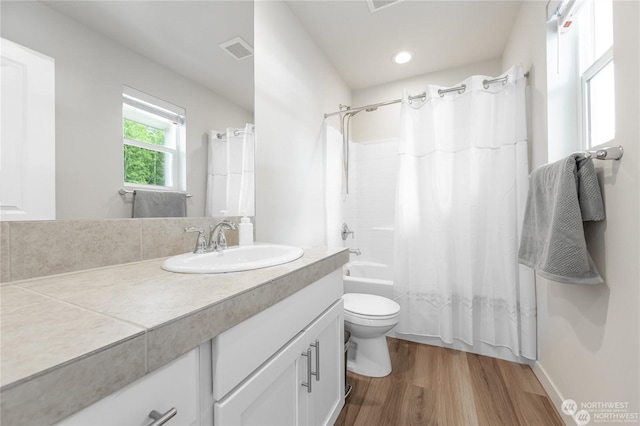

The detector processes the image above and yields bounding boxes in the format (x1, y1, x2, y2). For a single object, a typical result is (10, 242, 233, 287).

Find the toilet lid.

(342, 293, 400, 318)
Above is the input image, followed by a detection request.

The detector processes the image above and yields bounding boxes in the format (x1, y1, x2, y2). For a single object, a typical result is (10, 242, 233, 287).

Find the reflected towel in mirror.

(132, 190, 187, 218)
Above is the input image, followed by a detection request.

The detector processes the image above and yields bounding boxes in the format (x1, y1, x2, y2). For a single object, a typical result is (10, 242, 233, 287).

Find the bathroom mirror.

(0, 1, 254, 220)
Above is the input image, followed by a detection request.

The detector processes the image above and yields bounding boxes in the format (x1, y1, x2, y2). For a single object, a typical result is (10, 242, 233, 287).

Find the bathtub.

(343, 261, 393, 299)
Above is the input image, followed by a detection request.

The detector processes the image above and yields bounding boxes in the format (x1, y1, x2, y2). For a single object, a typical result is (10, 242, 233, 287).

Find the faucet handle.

(341, 223, 355, 241)
(185, 227, 207, 254)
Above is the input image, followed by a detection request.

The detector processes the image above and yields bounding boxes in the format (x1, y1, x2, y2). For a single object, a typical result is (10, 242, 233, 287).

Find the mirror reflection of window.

(122, 87, 186, 192)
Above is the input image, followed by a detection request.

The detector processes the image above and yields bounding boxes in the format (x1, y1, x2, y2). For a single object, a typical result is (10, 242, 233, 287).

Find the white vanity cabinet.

(214, 331, 308, 425)
(57, 348, 200, 426)
(304, 301, 344, 426)
(212, 269, 344, 426)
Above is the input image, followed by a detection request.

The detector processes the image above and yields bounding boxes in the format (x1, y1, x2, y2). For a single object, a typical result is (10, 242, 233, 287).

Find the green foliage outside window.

(123, 119, 167, 186)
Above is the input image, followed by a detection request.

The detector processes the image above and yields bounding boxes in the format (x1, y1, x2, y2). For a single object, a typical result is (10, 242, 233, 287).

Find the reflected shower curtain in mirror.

(206, 124, 255, 217)
(393, 66, 536, 359)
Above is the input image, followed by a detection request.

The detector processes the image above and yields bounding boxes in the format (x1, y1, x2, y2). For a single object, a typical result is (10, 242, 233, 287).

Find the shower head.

(365, 106, 378, 112)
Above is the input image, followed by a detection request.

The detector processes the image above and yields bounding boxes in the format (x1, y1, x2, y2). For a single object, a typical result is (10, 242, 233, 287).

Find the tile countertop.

(0, 246, 348, 426)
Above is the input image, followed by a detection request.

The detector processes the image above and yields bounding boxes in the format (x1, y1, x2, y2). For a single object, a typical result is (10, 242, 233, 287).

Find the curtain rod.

(324, 71, 530, 118)
(212, 128, 254, 140)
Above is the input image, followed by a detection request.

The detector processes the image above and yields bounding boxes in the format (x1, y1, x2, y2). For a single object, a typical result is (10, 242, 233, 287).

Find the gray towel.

(575, 156, 605, 221)
(518, 154, 605, 284)
(132, 190, 187, 218)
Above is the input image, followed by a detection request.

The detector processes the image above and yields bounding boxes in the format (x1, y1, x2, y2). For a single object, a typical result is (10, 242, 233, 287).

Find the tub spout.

(349, 248, 361, 256)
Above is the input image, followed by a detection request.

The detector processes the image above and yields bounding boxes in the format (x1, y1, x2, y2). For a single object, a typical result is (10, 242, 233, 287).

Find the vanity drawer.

(57, 348, 199, 426)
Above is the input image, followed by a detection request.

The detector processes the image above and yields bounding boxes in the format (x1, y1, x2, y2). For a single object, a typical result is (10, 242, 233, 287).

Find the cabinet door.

(214, 332, 308, 426)
(304, 300, 344, 426)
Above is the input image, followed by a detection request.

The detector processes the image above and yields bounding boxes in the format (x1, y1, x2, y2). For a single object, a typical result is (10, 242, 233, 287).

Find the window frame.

(581, 46, 614, 149)
(575, 0, 615, 150)
(122, 88, 186, 191)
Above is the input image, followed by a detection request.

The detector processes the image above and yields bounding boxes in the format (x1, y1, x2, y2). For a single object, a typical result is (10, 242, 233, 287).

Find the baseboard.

(531, 362, 573, 426)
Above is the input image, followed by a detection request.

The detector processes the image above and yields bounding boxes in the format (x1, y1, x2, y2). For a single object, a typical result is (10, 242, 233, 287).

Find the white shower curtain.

(206, 124, 255, 217)
(393, 66, 537, 359)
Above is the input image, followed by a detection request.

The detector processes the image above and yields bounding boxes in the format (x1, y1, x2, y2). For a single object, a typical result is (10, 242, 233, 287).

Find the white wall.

(254, 1, 350, 247)
(1, 1, 253, 219)
(503, 0, 640, 419)
(501, 1, 549, 171)
(351, 59, 503, 143)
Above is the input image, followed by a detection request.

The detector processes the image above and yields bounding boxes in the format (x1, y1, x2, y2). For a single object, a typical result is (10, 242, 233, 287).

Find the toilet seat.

(342, 293, 400, 323)
(344, 310, 399, 327)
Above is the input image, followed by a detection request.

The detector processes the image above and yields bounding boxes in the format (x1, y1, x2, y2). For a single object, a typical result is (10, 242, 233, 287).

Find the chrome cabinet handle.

(148, 408, 177, 426)
(301, 348, 312, 393)
(310, 339, 320, 381)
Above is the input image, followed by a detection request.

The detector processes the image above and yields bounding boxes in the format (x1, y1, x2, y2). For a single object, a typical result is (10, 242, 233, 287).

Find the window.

(546, 0, 615, 159)
(122, 87, 186, 190)
(578, 0, 615, 148)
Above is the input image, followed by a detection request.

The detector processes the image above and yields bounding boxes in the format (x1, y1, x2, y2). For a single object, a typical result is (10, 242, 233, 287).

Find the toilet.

(342, 293, 400, 377)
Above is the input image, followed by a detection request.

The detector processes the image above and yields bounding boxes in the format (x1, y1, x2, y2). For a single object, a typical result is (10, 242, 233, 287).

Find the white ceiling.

(285, 0, 523, 90)
(43, 1, 254, 112)
(42, 1, 522, 110)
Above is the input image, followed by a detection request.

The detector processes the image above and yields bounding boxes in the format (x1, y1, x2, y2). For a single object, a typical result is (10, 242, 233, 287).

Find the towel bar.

(581, 145, 624, 160)
(119, 188, 192, 198)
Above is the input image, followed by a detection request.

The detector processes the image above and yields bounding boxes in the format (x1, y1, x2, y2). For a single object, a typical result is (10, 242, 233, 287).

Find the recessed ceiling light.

(393, 51, 412, 64)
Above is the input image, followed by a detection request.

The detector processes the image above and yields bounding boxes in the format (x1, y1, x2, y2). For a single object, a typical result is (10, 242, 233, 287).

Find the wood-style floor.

(335, 337, 563, 426)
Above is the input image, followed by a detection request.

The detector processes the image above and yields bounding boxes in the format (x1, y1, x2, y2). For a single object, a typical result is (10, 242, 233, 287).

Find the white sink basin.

(161, 244, 304, 274)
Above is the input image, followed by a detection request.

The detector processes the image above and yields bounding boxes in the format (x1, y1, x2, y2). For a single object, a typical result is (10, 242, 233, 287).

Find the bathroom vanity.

(0, 247, 348, 426)
(212, 271, 344, 425)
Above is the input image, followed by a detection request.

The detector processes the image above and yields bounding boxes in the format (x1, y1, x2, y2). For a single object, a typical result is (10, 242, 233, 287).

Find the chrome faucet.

(184, 227, 207, 254)
(208, 220, 238, 252)
(341, 223, 355, 240)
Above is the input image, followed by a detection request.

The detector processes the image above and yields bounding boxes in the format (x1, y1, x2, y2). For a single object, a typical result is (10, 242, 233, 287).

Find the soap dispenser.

(239, 216, 253, 246)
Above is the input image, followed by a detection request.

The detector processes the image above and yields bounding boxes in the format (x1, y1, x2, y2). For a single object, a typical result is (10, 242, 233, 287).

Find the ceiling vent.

(219, 36, 253, 61)
(366, 0, 404, 13)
